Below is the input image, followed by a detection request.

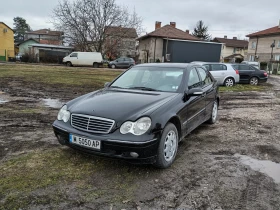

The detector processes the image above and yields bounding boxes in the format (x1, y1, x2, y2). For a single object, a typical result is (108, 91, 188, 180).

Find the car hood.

(68, 89, 178, 123)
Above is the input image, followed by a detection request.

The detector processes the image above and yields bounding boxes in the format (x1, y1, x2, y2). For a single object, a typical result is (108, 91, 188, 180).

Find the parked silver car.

(192, 62, 240, 86)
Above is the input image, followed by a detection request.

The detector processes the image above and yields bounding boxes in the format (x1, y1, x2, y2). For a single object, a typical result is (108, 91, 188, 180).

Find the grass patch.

(0, 148, 138, 209)
(0, 64, 122, 87)
(219, 84, 267, 92)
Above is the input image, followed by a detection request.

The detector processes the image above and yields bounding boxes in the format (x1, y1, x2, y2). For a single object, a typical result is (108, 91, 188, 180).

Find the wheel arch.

(166, 116, 182, 141)
(223, 76, 235, 84)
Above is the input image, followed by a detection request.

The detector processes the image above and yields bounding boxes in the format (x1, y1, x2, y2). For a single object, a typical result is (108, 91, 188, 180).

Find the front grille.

(71, 114, 115, 134)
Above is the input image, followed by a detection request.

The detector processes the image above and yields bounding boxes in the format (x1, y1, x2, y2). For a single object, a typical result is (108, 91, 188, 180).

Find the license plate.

(69, 134, 101, 150)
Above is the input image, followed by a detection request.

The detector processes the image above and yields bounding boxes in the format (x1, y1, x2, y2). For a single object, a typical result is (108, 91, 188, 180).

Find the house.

(25, 29, 64, 45)
(246, 21, 280, 62)
(212, 36, 248, 63)
(17, 38, 39, 54)
(137, 21, 222, 63)
(28, 44, 73, 63)
(104, 26, 138, 59)
(0, 22, 15, 61)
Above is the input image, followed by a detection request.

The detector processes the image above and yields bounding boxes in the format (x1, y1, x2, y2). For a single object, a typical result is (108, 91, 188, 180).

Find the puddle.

(42, 99, 64, 108)
(235, 154, 280, 183)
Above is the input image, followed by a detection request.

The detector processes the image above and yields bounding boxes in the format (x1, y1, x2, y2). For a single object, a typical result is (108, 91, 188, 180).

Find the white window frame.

(277, 40, 280, 48)
(251, 41, 257, 49)
(275, 54, 280, 61)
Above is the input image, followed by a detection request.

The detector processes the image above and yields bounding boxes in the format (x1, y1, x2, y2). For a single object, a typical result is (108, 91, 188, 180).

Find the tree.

(13, 17, 31, 43)
(192, 20, 211, 41)
(51, 0, 142, 55)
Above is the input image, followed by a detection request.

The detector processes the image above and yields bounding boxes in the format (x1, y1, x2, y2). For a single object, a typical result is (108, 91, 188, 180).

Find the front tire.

(250, 77, 259, 85)
(66, 62, 72, 67)
(224, 77, 235, 87)
(111, 64, 116, 69)
(93, 63, 99, 68)
(154, 123, 178, 169)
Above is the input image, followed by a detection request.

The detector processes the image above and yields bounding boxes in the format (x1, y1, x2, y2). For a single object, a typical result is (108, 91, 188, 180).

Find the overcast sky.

(1, 0, 279, 40)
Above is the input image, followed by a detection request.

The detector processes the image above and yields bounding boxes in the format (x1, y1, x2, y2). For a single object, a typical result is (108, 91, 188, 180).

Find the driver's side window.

(188, 68, 201, 89)
(70, 53, 77, 57)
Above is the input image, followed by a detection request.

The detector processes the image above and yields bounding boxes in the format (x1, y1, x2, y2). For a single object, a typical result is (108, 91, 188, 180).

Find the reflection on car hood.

(68, 89, 178, 123)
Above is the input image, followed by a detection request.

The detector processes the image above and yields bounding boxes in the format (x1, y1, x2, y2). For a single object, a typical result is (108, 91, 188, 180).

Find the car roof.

(136, 63, 192, 68)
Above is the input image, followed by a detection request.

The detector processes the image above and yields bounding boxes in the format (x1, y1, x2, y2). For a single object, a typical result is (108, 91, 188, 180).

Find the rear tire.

(93, 63, 99, 68)
(224, 77, 235, 87)
(250, 77, 259, 85)
(207, 100, 218, 124)
(154, 123, 178, 169)
(66, 62, 72, 67)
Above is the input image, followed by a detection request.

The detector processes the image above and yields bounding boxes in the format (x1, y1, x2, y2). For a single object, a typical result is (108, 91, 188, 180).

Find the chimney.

(224, 35, 227, 39)
(233, 37, 237, 40)
(185, 29, 189, 34)
(170, 22, 176, 28)
(155, 21, 161, 30)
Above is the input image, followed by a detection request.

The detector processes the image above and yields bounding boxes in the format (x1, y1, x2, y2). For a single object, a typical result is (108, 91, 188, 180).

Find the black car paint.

(232, 64, 268, 83)
(53, 63, 219, 164)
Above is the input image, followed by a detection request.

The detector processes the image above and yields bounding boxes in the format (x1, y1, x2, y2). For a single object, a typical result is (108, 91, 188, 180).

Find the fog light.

(130, 152, 139, 158)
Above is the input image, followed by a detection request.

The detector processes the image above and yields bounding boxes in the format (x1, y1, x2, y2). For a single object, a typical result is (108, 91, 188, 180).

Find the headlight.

(57, 105, 70, 123)
(120, 117, 151, 136)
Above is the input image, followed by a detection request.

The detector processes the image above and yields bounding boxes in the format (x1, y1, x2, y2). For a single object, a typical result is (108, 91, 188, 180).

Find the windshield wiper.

(129, 86, 158, 91)
(110, 86, 126, 89)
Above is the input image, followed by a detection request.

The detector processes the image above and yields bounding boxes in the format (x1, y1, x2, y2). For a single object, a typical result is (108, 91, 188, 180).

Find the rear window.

(211, 64, 227, 71)
(239, 65, 250, 70)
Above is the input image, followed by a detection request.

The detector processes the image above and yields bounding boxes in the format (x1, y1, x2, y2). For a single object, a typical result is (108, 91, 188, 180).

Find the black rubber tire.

(154, 123, 178, 169)
(111, 64, 116, 69)
(93, 63, 99, 68)
(249, 77, 259, 85)
(207, 100, 218, 124)
(66, 62, 72, 67)
(223, 77, 235, 87)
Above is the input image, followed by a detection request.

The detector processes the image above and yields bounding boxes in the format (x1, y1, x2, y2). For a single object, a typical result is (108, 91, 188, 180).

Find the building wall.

(220, 44, 247, 61)
(19, 40, 38, 54)
(247, 35, 280, 62)
(0, 23, 15, 61)
(138, 38, 163, 63)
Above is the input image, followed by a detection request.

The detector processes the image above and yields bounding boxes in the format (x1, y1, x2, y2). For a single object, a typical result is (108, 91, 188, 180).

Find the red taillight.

(264, 72, 268, 77)
(235, 70, 239, 74)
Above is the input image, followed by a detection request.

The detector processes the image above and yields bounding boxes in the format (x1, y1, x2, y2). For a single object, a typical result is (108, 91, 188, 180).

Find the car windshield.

(110, 67, 184, 92)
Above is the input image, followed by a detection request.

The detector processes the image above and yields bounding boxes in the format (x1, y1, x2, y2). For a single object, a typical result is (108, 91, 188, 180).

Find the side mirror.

(187, 88, 204, 96)
(104, 82, 111, 88)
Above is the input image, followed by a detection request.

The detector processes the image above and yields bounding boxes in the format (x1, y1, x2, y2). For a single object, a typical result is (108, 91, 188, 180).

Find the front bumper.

(53, 122, 159, 164)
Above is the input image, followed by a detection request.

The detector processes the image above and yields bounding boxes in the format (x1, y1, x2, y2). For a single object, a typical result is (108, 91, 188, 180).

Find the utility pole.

(270, 40, 275, 75)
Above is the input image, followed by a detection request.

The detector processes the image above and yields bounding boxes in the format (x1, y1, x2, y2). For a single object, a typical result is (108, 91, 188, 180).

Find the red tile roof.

(39, 40, 61, 45)
(213, 37, 248, 48)
(137, 25, 199, 41)
(26, 29, 64, 36)
(246, 26, 280, 37)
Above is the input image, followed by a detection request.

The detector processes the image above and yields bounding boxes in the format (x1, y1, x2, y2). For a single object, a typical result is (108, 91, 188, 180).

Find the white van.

(63, 52, 103, 68)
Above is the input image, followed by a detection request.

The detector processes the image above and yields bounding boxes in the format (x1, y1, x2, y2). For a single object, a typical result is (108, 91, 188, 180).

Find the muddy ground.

(0, 73, 280, 210)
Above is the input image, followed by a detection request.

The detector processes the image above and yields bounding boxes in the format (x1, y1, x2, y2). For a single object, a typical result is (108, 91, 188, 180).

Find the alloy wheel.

(250, 77, 259, 85)
(225, 78, 234, 87)
(212, 101, 218, 122)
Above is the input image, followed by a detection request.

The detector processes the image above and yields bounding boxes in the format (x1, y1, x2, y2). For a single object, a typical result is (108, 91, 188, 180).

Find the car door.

(237, 64, 254, 83)
(183, 68, 206, 134)
(69, 53, 79, 65)
(196, 67, 216, 121)
(117, 58, 126, 68)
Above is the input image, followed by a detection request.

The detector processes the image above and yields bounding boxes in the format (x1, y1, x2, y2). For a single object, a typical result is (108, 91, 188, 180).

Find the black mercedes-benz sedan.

(53, 63, 220, 168)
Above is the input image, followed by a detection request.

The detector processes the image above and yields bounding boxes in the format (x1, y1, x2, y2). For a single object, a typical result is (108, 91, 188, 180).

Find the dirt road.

(0, 72, 280, 210)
